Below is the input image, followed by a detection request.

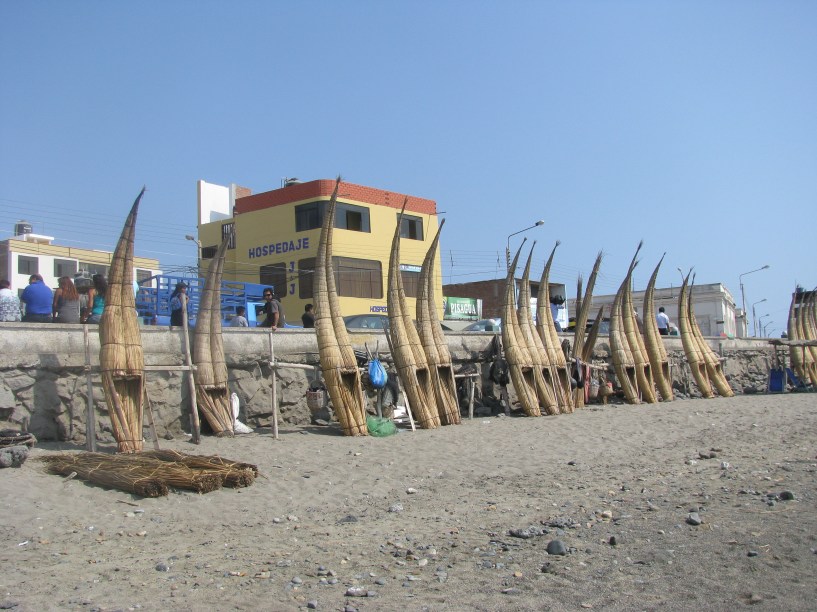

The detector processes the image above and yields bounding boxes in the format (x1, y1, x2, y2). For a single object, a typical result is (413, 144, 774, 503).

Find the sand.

(1, 393, 816, 611)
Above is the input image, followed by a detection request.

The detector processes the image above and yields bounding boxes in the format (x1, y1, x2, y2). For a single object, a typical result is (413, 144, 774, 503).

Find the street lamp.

(739, 264, 770, 338)
(185, 235, 202, 270)
(757, 313, 770, 337)
(762, 321, 774, 337)
(506, 220, 545, 270)
(751, 298, 767, 337)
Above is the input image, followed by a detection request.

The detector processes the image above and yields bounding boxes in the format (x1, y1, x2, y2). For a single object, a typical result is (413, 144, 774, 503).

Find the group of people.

(0, 274, 108, 323)
(224, 289, 315, 329)
(169, 283, 315, 330)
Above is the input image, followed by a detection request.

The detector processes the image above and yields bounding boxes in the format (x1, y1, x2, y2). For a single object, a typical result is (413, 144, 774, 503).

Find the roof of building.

(234, 179, 437, 216)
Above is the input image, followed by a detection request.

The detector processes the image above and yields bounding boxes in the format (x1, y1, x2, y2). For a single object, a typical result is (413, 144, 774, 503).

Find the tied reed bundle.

(620, 243, 657, 404)
(142, 450, 257, 488)
(193, 238, 235, 436)
(99, 189, 146, 453)
(536, 242, 574, 413)
(42, 452, 224, 495)
(516, 245, 559, 415)
(501, 245, 541, 417)
(643, 255, 674, 402)
(41, 453, 169, 498)
(416, 220, 461, 426)
(388, 202, 440, 429)
(678, 272, 714, 398)
(314, 178, 368, 436)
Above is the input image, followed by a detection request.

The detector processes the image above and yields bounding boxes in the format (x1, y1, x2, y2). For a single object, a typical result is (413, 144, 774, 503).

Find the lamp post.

(739, 264, 770, 338)
(506, 220, 545, 270)
(185, 235, 202, 272)
(757, 313, 770, 337)
(762, 321, 774, 338)
(750, 298, 767, 337)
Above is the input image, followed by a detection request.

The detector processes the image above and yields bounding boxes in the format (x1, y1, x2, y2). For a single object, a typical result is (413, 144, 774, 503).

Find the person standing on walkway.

(301, 303, 315, 328)
(0, 279, 22, 322)
(52, 276, 81, 323)
(82, 274, 107, 324)
(260, 288, 283, 329)
(231, 305, 249, 327)
(656, 306, 670, 336)
(21, 274, 53, 323)
(169, 282, 189, 327)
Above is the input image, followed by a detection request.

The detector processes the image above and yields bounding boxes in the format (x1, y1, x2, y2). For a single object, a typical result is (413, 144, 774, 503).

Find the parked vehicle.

(344, 314, 390, 330)
(135, 274, 276, 327)
(462, 318, 502, 332)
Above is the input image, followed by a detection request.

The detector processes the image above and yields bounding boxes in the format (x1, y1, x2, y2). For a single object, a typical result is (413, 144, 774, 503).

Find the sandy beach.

(2, 393, 816, 611)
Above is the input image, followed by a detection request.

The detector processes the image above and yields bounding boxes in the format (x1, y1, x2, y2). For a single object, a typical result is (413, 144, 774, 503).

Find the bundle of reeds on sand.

(415, 219, 460, 426)
(571, 252, 604, 408)
(536, 242, 574, 413)
(501, 245, 541, 417)
(686, 275, 733, 397)
(41, 453, 169, 497)
(517, 245, 558, 415)
(621, 243, 657, 404)
(314, 178, 368, 436)
(610, 275, 641, 405)
(193, 238, 235, 436)
(388, 203, 440, 428)
(142, 450, 257, 487)
(99, 189, 146, 453)
(678, 272, 714, 398)
(43, 452, 228, 495)
(787, 289, 817, 386)
(642, 255, 674, 401)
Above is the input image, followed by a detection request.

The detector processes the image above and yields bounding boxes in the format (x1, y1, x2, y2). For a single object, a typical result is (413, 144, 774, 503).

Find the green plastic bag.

(367, 415, 398, 437)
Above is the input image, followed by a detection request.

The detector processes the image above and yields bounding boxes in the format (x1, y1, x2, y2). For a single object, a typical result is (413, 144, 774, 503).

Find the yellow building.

(196, 178, 443, 320)
(0, 225, 161, 295)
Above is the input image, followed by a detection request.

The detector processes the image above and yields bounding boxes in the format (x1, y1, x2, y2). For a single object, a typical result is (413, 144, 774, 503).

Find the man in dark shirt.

(301, 303, 315, 328)
(21, 274, 53, 323)
(261, 289, 283, 329)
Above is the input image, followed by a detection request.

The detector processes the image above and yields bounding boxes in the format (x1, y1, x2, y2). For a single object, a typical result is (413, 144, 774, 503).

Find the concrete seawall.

(0, 323, 774, 444)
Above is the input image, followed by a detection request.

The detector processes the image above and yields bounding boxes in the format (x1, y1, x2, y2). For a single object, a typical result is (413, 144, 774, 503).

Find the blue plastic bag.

(368, 358, 388, 389)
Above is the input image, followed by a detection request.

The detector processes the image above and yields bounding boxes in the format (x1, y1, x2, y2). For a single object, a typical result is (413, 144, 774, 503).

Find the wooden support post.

(180, 295, 201, 444)
(468, 376, 476, 419)
(143, 386, 161, 451)
(83, 325, 96, 452)
(269, 331, 279, 440)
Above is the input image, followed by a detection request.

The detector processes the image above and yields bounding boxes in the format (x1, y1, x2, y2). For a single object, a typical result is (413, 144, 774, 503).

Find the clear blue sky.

(1, 1, 814, 337)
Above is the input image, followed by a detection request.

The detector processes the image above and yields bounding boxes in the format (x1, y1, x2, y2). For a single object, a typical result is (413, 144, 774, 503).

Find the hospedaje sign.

(443, 297, 481, 321)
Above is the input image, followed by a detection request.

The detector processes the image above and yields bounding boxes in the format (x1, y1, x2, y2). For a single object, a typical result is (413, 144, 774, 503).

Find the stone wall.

(0, 324, 775, 444)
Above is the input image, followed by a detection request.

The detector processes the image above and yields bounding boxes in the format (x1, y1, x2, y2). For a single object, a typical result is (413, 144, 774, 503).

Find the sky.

(1, 1, 814, 337)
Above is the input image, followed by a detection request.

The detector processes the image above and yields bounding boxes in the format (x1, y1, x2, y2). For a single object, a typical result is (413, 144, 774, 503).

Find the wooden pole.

(180, 295, 201, 444)
(268, 331, 279, 440)
(83, 325, 96, 452)
(143, 386, 161, 451)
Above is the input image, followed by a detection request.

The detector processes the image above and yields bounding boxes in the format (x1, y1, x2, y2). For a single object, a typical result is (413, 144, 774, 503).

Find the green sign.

(443, 296, 481, 321)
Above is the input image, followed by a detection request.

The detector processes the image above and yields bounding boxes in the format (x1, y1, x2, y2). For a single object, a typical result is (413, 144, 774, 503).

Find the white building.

(0, 223, 161, 295)
(567, 282, 740, 338)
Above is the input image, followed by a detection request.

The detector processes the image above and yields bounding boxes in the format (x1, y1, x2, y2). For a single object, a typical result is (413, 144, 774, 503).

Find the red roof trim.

(234, 179, 436, 215)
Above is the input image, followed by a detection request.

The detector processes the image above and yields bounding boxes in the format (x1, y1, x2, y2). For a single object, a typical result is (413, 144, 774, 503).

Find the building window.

(136, 269, 153, 286)
(54, 258, 78, 278)
(334, 257, 382, 299)
(17, 255, 38, 276)
(78, 262, 110, 277)
(298, 257, 316, 299)
(260, 263, 287, 298)
(400, 269, 420, 298)
(222, 223, 236, 249)
(201, 246, 217, 259)
(295, 201, 324, 231)
(399, 214, 424, 240)
(336, 203, 370, 233)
